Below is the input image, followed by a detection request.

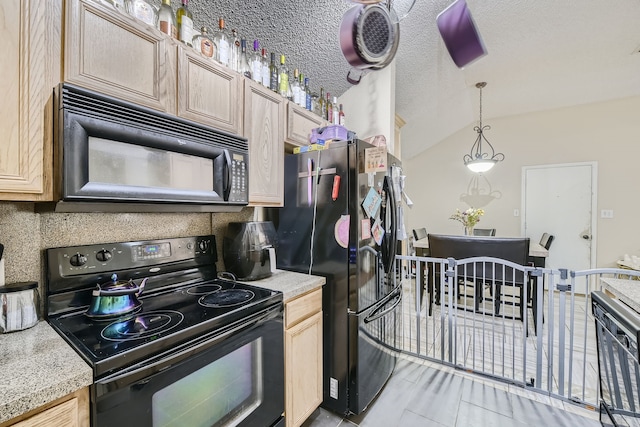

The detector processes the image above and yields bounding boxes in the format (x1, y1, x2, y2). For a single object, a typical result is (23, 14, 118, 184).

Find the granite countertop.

(600, 277, 640, 313)
(0, 321, 93, 424)
(242, 269, 325, 302)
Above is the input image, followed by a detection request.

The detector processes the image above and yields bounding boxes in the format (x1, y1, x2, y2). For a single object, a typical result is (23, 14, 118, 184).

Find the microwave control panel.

(229, 152, 248, 203)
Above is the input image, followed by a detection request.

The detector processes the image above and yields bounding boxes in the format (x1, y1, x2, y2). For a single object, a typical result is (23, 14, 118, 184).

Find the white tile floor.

(396, 276, 600, 407)
(303, 266, 633, 426)
(303, 354, 602, 427)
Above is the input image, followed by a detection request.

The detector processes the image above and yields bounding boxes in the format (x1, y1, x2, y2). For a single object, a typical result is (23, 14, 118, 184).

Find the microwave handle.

(223, 150, 232, 201)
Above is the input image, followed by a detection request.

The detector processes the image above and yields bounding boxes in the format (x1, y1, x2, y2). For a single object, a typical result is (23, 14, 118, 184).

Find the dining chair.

(412, 227, 428, 304)
(527, 233, 554, 331)
(473, 228, 496, 236)
(413, 228, 428, 241)
(426, 234, 529, 318)
(540, 232, 554, 250)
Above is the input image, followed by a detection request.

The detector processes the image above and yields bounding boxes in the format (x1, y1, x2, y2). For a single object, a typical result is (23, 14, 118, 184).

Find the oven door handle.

(95, 304, 281, 389)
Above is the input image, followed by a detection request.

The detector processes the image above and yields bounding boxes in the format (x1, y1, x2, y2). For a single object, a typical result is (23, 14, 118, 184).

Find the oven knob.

(96, 250, 112, 262)
(198, 240, 209, 252)
(70, 253, 88, 267)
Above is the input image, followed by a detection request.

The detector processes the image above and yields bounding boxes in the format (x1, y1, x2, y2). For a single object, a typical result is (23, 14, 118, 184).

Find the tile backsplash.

(0, 202, 254, 295)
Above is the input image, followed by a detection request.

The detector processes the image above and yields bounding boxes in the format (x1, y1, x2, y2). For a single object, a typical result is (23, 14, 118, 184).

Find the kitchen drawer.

(285, 288, 322, 329)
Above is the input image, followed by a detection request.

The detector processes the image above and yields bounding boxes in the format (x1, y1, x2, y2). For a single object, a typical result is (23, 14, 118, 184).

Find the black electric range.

(45, 235, 283, 379)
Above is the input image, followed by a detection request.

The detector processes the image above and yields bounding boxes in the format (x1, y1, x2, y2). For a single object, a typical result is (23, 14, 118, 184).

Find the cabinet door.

(285, 311, 323, 427)
(11, 398, 79, 427)
(64, 0, 177, 114)
(3, 387, 89, 427)
(243, 80, 284, 206)
(0, 0, 59, 200)
(177, 47, 243, 135)
(285, 102, 326, 148)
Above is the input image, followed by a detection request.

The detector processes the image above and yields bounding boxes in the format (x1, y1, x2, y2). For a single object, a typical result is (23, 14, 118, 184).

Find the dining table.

(413, 237, 549, 259)
(412, 235, 550, 327)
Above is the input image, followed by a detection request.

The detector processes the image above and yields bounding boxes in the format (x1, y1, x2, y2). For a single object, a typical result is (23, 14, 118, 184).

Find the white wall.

(338, 62, 396, 155)
(404, 95, 640, 268)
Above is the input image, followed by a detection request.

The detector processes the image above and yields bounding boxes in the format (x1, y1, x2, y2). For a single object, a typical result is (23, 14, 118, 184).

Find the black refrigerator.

(266, 139, 402, 416)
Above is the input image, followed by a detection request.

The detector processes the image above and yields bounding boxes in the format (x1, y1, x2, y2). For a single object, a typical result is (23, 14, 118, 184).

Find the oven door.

(92, 304, 284, 427)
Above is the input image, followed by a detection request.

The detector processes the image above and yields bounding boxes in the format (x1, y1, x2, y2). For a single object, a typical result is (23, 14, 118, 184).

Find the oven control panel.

(48, 235, 217, 279)
(132, 242, 172, 261)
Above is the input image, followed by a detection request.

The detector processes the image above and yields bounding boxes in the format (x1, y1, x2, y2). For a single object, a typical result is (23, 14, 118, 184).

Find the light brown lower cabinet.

(0, 387, 89, 427)
(284, 288, 323, 427)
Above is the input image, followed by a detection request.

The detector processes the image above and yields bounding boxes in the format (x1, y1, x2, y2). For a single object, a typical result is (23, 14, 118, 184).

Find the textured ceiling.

(153, 0, 640, 159)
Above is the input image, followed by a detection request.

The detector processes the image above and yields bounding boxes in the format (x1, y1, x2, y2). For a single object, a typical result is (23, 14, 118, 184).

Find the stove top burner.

(199, 289, 255, 308)
(101, 310, 184, 342)
(185, 283, 223, 295)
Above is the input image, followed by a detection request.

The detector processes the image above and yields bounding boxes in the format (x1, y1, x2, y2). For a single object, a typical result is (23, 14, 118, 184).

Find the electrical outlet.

(601, 209, 614, 219)
(513, 209, 520, 217)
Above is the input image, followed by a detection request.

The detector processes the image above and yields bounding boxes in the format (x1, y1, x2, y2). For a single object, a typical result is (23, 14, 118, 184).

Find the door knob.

(582, 234, 590, 240)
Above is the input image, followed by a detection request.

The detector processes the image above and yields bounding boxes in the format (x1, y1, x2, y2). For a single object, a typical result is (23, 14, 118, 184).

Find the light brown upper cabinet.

(243, 80, 285, 206)
(0, 0, 60, 200)
(285, 102, 327, 149)
(65, 0, 246, 136)
(64, 0, 177, 114)
(177, 47, 243, 135)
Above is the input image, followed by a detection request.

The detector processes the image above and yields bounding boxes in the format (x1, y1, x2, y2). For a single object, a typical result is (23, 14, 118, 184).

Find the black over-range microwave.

(48, 83, 248, 212)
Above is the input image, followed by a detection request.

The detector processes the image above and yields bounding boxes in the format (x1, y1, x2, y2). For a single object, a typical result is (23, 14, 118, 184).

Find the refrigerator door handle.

(381, 175, 398, 274)
(364, 287, 402, 324)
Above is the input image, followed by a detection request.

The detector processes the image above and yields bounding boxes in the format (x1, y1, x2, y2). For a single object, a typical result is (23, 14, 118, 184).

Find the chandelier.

(463, 82, 504, 173)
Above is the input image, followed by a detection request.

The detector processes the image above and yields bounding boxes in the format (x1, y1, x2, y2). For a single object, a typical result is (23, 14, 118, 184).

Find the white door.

(522, 163, 597, 276)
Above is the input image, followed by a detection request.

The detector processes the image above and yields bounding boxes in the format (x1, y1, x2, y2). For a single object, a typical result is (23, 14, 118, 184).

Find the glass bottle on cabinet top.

(269, 52, 278, 92)
(102, 0, 127, 13)
(176, 0, 193, 47)
(214, 18, 231, 68)
(291, 68, 301, 106)
(230, 29, 241, 72)
(297, 73, 306, 107)
(311, 92, 320, 115)
(318, 87, 326, 120)
(125, 0, 158, 26)
(332, 96, 339, 124)
(304, 77, 311, 111)
(251, 40, 262, 83)
(278, 54, 289, 98)
(157, 0, 177, 38)
(286, 71, 293, 100)
(192, 27, 216, 59)
(238, 39, 252, 79)
(261, 48, 270, 88)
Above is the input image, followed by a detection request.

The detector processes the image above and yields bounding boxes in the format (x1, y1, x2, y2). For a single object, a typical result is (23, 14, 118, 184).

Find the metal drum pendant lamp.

(464, 82, 504, 173)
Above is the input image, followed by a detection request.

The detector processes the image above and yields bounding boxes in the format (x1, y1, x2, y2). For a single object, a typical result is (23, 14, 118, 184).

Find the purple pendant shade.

(436, 0, 487, 68)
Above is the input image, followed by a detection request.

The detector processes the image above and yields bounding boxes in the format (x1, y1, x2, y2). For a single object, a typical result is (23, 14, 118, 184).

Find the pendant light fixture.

(464, 82, 504, 173)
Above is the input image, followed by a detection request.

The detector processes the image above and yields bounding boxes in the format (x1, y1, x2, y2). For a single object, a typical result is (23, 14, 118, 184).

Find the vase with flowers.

(450, 207, 485, 235)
